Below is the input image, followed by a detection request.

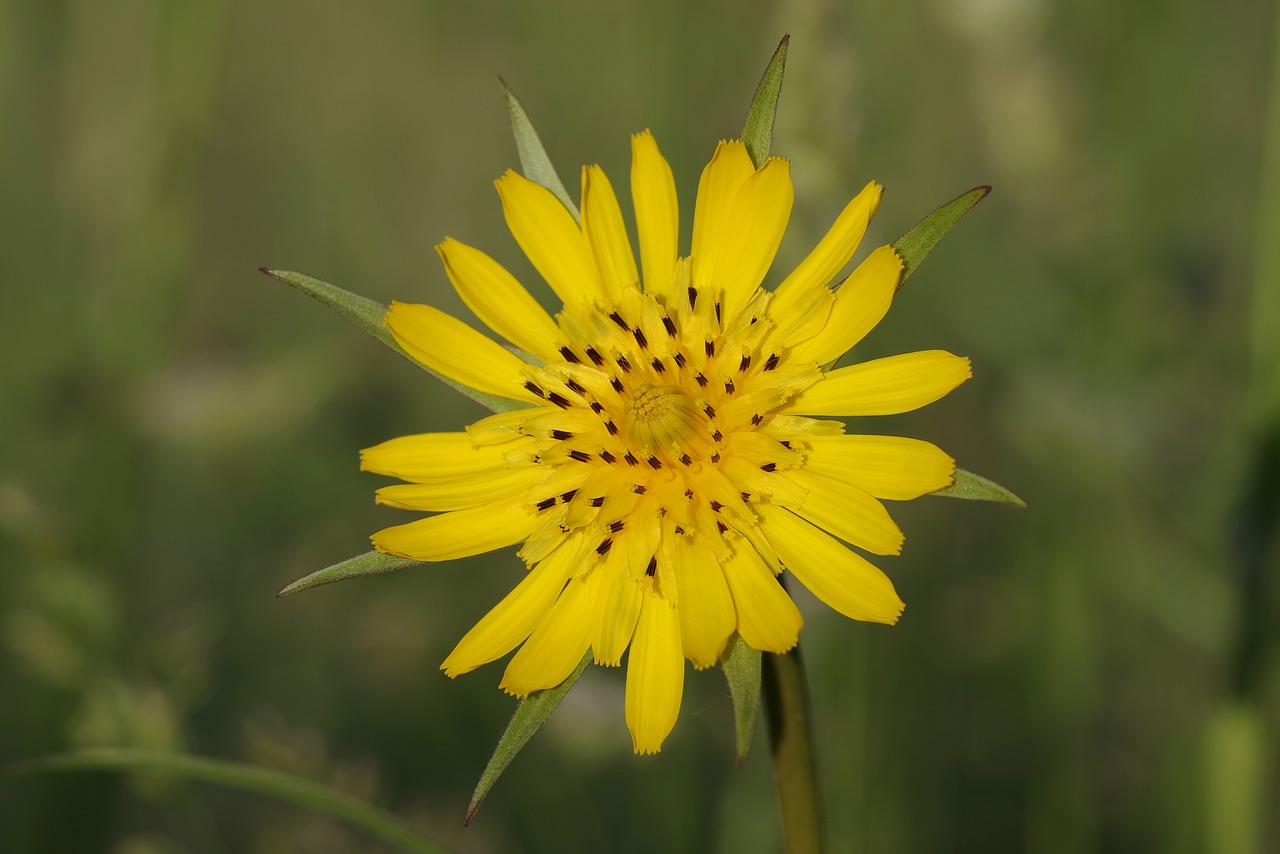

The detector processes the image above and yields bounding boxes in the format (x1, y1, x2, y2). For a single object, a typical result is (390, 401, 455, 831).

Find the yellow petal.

(802, 435, 955, 500)
(625, 589, 684, 754)
(784, 469, 905, 556)
(371, 498, 536, 561)
(787, 245, 902, 366)
(500, 569, 600, 696)
(673, 536, 735, 669)
(375, 465, 548, 511)
(757, 505, 904, 624)
(710, 156, 794, 324)
(582, 164, 639, 303)
(436, 237, 561, 360)
(721, 545, 803, 653)
(773, 181, 882, 297)
(441, 543, 576, 677)
(591, 543, 645, 666)
(690, 140, 755, 294)
(787, 350, 972, 416)
(496, 169, 605, 307)
(630, 130, 679, 299)
(385, 302, 542, 404)
(360, 432, 527, 482)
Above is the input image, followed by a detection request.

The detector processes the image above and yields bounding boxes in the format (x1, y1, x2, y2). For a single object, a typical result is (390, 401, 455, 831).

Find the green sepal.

(277, 550, 423, 598)
(467, 651, 592, 824)
(720, 634, 763, 764)
(892, 186, 991, 287)
(500, 77, 580, 223)
(260, 268, 527, 414)
(932, 467, 1026, 507)
(741, 35, 790, 169)
(2, 748, 445, 854)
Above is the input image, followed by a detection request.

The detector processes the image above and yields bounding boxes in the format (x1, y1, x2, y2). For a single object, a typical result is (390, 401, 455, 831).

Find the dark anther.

(600, 450, 617, 463)
(651, 357, 665, 373)
(551, 429, 574, 440)
(695, 372, 708, 387)
(647, 456, 662, 469)
(561, 490, 578, 502)
(751, 413, 763, 425)
(662, 315, 677, 336)
(673, 352, 686, 368)
(750, 316, 759, 326)
(674, 525, 686, 535)
(764, 353, 780, 371)
(586, 347, 605, 366)
(611, 377, 624, 393)
(633, 327, 648, 349)
(725, 379, 736, 394)
(624, 452, 639, 466)
(605, 420, 619, 436)
(632, 484, 646, 494)
(711, 430, 723, 442)
(679, 453, 692, 465)
(715, 301, 722, 324)
(609, 311, 628, 330)
(547, 392, 571, 409)
(569, 450, 592, 462)
(705, 339, 715, 357)
(559, 346, 581, 363)
(710, 452, 721, 462)
(684, 488, 694, 499)
(590, 401, 605, 414)
(741, 491, 752, 502)
(645, 556, 658, 577)
(524, 381, 545, 397)
(565, 378, 586, 394)
(710, 500, 723, 511)
(761, 462, 777, 472)
(716, 520, 728, 534)
(702, 403, 717, 417)
(780, 440, 793, 448)
(687, 286, 698, 308)
(536, 497, 557, 511)
(739, 354, 751, 372)
(609, 520, 625, 533)
(596, 538, 613, 556)
(589, 496, 605, 507)
(616, 355, 631, 373)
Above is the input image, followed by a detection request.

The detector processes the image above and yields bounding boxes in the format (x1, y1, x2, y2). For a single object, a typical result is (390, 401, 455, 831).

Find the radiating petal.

(441, 543, 577, 677)
(787, 245, 902, 366)
(582, 164, 639, 304)
(496, 169, 606, 306)
(786, 350, 972, 416)
(690, 140, 755, 294)
(385, 302, 542, 404)
(773, 181, 882, 297)
(625, 589, 684, 754)
(375, 465, 549, 511)
(500, 568, 600, 696)
(371, 499, 536, 561)
(436, 237, 561, 360)
(710, 156, 794, 324)
(721, 545, 802, 653)
(672, 536, 735, 669)
(802, 435, 956, 500)
(360, 432, 528, 482)
(757, 505, 904, 624)
(784, 469, 905, 555)
(592, 542, 645, 666)
(631, 130, 679, 300)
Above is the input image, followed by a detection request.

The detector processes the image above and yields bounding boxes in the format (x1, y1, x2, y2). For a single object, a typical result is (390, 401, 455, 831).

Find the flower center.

(625, 384, 700, 457)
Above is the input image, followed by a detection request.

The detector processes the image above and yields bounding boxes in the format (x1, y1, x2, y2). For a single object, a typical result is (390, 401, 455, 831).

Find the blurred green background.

(3, 0, 1278, 851)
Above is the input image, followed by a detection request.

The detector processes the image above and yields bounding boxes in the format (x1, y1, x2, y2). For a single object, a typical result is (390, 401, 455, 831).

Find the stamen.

(608, 520, 625, 533)
(559, 346, 580, 363)
(704, 339, 715, 357)
(524, 381, 545, 398)
(569, 450, 592, 462)
(651, 357, 665, 373)
(586, 347, 605, 366)
(547, 392, 571, 409)
(751, 413, 763, 425)
(600, 449, 617, 463)
(761, 462, 777, 472)
(695, 372, 708, 387)
(647, 456, 662, 469)
(616, 354, 632, 373)
(764, 353, 780, 371)
(645, 556, 657, 577)
(604, 420, 619, 436)
(739, 354, 752, 372)
(662, 315, 677, 336)
(725, 379, 735, 394)
(596, 538, 613, 556)
(565, 378, 586, 394)
(624, 452, 639, 466)
(609, 311, 628, 330)
(551, 429, 574, 440)
(633, 327, 648, 349)
(536, 497, 557, 511)
(673, 352, 686, 368)
(561, 490, 578, 502)
(710, 500, 723, 511)
(611, 377, 624, 393)
(589, 496, 605, 507)
(687, 286, 698, 309)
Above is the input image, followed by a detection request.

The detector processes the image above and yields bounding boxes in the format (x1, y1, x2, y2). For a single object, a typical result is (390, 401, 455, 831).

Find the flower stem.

(763, 643, 823, 854)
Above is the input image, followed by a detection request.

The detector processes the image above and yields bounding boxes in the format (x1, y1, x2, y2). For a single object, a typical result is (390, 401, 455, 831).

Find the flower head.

(361, 132, 970, 753)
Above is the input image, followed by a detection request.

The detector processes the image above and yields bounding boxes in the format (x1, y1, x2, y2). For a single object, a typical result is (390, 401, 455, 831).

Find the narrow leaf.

(741, 35, 790, 169)
(721, 634, 763, 764)
(467, 651, 591, 824)
(278, 550, 423, 598)
(499, 78, 579, 223)
(3, 748, 445, 854)
(260, 268, 526, 413)
(932, 467, 1026, 507)
(892, 186, 991, 287)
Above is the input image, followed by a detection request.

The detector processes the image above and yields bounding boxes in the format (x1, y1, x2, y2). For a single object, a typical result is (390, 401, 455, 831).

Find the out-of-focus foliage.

(2, 0, 1276, 852)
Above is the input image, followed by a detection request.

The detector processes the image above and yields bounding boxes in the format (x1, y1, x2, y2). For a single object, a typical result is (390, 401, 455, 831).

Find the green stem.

(763, 644, 824, 854)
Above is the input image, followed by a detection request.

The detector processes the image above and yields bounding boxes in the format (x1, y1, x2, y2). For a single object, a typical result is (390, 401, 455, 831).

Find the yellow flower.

(361, 132, 970, 754)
